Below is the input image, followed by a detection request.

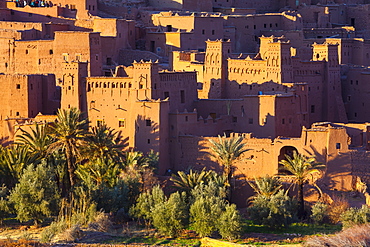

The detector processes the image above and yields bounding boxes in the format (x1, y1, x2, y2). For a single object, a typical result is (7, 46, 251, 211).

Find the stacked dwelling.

(2, 0, 370, 200)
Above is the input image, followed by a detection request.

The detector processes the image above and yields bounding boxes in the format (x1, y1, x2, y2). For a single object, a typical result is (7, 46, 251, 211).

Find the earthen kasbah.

(3, 0, 370, 204)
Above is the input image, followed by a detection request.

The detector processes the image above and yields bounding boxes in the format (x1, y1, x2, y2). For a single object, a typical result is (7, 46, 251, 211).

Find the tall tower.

(261, 36, 293, 83)
(60, 61, 88, 113)
(312, 43, 347, 122)
(132, 60, 160, 100)
(202, 39, 231, 99)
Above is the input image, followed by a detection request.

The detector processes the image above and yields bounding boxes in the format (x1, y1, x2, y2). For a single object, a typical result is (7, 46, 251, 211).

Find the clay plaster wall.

(172, 125, 353, 191)
(341, 66, 370, 122)
(0, 73, 59, 139)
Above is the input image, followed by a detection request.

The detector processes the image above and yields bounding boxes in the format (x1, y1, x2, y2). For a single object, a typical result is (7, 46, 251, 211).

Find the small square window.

(311, 105, 315, 113)
(147, 139, 151, 144)
(249, 118, 253, 124)
(146, 119, 151, 126)
(119, 120, 125, 128)
(16, 84, 20, 89)
(97, 120, 103, 127)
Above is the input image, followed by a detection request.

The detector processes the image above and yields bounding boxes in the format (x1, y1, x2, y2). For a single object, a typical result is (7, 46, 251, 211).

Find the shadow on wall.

(134, 114, 160, 155)
(304, 144, 354, 191)
(173, 136, 220, 174)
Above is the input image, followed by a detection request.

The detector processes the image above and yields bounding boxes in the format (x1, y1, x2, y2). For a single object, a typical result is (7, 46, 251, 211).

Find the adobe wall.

(298, 5, 328, 28)
(93, 18, 136, 50)
(6, 3, 65, 18)
(149, 14, 225, 52)
(85, 79, 171, 173)
(155, 71, 198, 112)
(192, 93, 305, 139)
(171, 51, 204, 82)
(331, 122, 370, 148)
(118, 49, 161, 66)
(341, 66, 370, 122)
(0, 31, 106, 80)
(172, 125, 354, 191)
(352, 151, 370, 185)
(0, 73, 58, 139)
(150, 12, 303, 54)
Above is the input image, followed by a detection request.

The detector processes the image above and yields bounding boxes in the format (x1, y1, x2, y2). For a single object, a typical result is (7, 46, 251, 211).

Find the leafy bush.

(218, 204, 242, 240)
(114, 207, 128, 224)
(129, 185, 166, 223)
(91, 179, 130, 213)
(311, 202, 329, 225)
(340, 205, 370, 228)
(190, 181, 227, 202)
(9, 163, 60, 224)
(0, 184, 10, 224)
(151, 192, 189, 237)
(248, 189, 297, 229)
(190, 195, 226, 237)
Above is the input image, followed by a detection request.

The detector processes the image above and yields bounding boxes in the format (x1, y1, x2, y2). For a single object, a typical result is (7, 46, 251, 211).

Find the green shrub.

(340, 205, 370, 228)
(311, 202, 329, 225)
(190, 195, 226, 237)
(40, 219, 68, 243)
(247, 189, 297, 229)
(151, 192, 189, 237)
(9, 163, 60, 224)
(0, 185, 10, 224)
(129, 185, 166, 222)
(190, 181, 227, 202)
(91, 179, 130, 213)
(218, 204, 242, 240)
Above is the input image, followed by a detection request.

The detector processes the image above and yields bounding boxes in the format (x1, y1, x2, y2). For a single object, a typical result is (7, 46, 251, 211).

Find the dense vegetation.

(0, 108, 369, 246)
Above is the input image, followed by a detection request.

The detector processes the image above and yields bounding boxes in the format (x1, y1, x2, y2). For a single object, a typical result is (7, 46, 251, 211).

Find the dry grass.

(327, 195, 349, 224)
(60, 224, 83, 242)
(88, 212, 112, 232)
(0, 239, 48, 247)
(305, 224, 370, 247)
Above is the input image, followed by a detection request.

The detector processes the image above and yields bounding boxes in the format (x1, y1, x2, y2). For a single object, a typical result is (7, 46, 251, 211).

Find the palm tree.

(48, 108, 88, 192)
(279, 151, 325, 218)
(0, 144, 36, 186)
(208, 134, 249, 186)
(16, 123, 53, 160)
(170, 169, 213, 194)
(84, 123, 125, 164)
(76, 157, 121, 188)
(248, 175, 282, 200)
(122, 151, 148, 178)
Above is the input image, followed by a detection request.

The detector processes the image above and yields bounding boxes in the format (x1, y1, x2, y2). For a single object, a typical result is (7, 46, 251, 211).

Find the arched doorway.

(278, 146, 298, 175)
